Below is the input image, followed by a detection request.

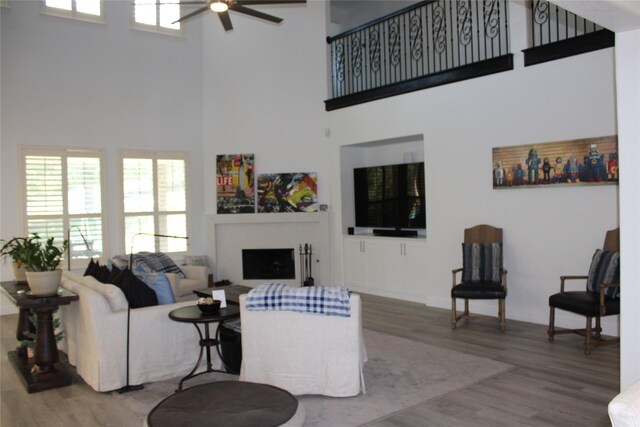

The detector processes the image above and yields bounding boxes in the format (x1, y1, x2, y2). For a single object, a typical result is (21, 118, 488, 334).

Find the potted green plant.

(16, 234, 67, 295)
(0, 235, 40, 282)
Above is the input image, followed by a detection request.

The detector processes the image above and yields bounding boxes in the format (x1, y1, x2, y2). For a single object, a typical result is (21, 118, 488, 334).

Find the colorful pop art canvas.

(257, 173, 318, 213)
(216, 154, 255, 214)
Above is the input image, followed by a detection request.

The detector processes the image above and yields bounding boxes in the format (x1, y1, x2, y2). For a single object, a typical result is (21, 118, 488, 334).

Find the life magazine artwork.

(217, 154, 255, 214)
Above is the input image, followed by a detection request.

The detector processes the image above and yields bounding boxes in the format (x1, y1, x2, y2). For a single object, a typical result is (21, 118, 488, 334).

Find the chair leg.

(585, 316, 593, 355)
(595, 316, 602, 339)
(499, 299, 506, 331)
(548, 306, 555, 342)
(451, 297, 457, 329)
(464, 299, 469, 317)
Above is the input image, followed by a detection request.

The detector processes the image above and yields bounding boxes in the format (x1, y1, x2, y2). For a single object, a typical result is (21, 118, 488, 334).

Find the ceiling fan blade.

(172, 5, 209, 23)
(218, 10, 234, 31)
(230, 4, 282, 23)
(236, 0, 305, 4)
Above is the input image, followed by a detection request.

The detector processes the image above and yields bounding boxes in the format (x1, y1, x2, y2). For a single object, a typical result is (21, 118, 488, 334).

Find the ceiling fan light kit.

(168, 0, 306, 31)
(209, 1, 228, 12)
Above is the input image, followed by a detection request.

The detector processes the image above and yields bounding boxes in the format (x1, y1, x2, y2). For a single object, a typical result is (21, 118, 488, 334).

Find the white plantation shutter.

(122, 152, 188, 254)
(25, 156, 63, 216)
(21, 149, 105, 266)
(158, 159, 186, 211)
(123, 158, 153, 213)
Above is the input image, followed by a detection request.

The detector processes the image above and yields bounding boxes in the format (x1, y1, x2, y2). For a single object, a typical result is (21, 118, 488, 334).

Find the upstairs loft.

(325, 0, 614, 111)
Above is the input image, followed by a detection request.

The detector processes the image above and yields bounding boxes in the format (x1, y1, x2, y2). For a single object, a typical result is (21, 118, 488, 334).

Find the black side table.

(168, 304, 240, 391)
(1, 281, 79, 393)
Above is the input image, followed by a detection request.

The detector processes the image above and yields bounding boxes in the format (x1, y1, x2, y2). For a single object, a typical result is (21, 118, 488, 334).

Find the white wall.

(0, 1, 204, 312)
(200, 1, 330, 279)
(615, 28, 640, 390)
(328, 2, 619, 333)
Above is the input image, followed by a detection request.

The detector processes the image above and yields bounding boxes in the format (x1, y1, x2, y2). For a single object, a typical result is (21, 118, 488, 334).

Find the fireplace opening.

(242, 248, 295, 280)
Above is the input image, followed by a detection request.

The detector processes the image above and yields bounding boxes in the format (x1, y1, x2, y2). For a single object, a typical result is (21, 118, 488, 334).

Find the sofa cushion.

(137, 271, 176, 305)
(105, 265, 122, 285)
(84, 258, 100, 277)
(96, 264, 111, 283)
(79, 274, 129, 312)
(120, 268, 158, 308)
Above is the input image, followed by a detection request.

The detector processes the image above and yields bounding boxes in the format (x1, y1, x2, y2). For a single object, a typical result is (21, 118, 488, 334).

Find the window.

(133, 0, 181, 32)
(42, 0, 102, 21)
(121, 151, 188, 255)
(20, 147, 106, 269)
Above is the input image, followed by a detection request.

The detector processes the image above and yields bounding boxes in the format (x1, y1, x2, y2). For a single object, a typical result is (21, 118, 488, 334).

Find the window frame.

(131, 0, 184, 37)
(18, 146, 108, 270)
(40, 0, 104, 24)
(119, 149, 190, 257)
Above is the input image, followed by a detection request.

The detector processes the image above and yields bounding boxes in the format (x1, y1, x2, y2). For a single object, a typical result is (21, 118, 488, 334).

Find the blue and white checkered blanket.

(245, 283, 351, 317)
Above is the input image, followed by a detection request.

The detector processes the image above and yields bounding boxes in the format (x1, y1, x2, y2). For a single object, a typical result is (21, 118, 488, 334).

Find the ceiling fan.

(169, 0, 306, 31)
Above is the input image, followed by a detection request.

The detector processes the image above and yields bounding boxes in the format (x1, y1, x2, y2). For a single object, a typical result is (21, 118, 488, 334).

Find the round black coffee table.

(169, 305, 240, 391)
(145, 381, 305, 427)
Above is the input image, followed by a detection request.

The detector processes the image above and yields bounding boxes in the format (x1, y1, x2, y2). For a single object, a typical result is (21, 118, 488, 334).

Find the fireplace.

(242, 248, 295, 280)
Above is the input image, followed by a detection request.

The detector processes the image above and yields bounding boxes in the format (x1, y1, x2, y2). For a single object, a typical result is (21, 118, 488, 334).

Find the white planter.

(25, 269, 62, 296)
(12, 262, 27, 282)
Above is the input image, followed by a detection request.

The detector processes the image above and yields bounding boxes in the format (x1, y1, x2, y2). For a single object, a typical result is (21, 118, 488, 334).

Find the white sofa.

(239, 293, 367, 397)
(59, 271, 221, 392)
(609, 381, 640, 426)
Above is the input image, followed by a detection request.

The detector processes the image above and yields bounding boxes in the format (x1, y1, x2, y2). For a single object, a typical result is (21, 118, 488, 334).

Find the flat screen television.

(354, 162, 425, 235)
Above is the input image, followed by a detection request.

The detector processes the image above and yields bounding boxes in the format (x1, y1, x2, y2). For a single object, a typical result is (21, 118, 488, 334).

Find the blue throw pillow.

(135, 271, 176, 305)
(586, 249, 620, 298)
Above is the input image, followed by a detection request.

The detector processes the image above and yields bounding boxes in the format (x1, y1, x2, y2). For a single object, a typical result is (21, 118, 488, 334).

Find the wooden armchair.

(548, 228, 620, 355)
(451, 224, 508, 331)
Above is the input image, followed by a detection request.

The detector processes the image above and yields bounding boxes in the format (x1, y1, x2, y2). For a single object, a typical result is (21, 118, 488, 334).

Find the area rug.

(114, 329, 514, 426)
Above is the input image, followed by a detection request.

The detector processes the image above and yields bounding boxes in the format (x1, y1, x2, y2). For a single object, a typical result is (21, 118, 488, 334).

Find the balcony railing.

(325, 0, 513, 111)
(523, 0, 614, 66)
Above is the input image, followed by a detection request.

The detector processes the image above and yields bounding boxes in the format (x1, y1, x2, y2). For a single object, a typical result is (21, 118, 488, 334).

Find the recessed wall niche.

(339, 134, 425, 236)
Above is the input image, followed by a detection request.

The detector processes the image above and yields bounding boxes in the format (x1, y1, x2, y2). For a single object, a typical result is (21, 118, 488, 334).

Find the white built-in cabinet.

(343, 235, 427, 302)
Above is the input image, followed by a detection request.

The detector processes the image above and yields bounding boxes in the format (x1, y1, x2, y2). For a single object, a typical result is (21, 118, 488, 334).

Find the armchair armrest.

(452, 268, 463, 288)
(599, 283, 620, 315)
(559, 275, 588, 292)
(180, 265, 208, 282)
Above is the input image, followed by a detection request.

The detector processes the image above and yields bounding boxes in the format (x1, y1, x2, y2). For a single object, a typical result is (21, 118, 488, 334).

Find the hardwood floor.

(1, 288, 619, 427)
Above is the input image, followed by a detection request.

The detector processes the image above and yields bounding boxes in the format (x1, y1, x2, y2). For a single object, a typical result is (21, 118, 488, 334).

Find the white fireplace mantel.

(211, 212, 328, 225)
(206, 212, 330, 287)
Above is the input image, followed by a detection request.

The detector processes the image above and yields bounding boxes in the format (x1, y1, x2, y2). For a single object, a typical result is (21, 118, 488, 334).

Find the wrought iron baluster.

(484, 0, 499, 58)
(458, 0, 472, 65)
(432, 1, 445, 72)
(409, 11, 421, 78)
(326, 0, 513, 102)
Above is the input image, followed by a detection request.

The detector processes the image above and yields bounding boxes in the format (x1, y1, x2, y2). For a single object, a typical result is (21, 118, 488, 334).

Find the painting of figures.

(257, 172, 318, 213)
(492, 136, 618, 189)
(216, 154, 255, 213)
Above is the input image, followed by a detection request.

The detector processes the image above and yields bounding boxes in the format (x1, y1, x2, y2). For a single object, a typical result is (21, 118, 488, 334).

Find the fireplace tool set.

(299, 243, 314, 286)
